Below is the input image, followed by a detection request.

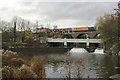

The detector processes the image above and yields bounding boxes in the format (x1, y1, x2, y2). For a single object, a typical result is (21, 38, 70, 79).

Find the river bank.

(9, 47, 72, 54)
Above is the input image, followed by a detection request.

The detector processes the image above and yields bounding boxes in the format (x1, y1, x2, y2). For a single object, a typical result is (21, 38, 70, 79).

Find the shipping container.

(73, 27, 88, 32)
(58, 27, 95, 32)
(88, 27, 95, 31)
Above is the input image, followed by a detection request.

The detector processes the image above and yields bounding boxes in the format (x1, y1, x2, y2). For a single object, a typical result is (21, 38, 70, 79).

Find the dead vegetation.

(64, 59, 84, 80)
(2, 51, 46, 79)
(30, 56, 46, 78)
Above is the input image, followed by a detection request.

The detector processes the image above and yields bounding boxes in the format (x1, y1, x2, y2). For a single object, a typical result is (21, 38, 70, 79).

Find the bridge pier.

(86, 38, 89, 48)
(64, 38, 67, 47)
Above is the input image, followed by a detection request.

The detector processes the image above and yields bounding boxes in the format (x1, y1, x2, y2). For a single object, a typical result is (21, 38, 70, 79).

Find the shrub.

(30, 56, 46, 78)
(9, 58, 24, 67)
(2, 65, 37, 79)
(3, 50, 19, 59)
(2, 53, 47, 79)
(2, 55, 9, 66)
(2, 50, 24, 67)
(17, 64, 37, 78)
(2, 66, 18, 78)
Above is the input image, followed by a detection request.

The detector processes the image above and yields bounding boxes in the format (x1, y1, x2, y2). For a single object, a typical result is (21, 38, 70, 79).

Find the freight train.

(57, 27, 95, 32)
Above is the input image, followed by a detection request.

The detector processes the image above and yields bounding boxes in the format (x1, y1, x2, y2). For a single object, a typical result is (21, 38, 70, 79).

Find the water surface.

(23, 51, 120, 78)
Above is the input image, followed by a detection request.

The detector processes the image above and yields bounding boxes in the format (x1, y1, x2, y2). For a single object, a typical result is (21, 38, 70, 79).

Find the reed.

(2, 50, 47, 79)
(30, 56, 46, 78)
(75, 60, 83, 79)
(2, 66, 18, 78)
(17, 64, 37, 78)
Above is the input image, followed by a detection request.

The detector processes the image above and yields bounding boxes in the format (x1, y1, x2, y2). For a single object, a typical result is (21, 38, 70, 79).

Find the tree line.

(95, 14, 119, 55)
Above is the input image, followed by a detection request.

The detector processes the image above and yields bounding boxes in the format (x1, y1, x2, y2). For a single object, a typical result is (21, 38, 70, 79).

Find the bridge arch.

(62, 34, 73, 39)
(76, 33, 87, 39)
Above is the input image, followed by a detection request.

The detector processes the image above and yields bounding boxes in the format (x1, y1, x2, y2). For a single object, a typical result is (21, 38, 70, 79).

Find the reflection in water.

(24, 52, 120, 78)
(45, 53, 120, 78)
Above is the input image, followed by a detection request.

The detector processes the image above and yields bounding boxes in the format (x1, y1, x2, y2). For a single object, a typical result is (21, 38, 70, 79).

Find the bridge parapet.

(47, 38, 101, 47)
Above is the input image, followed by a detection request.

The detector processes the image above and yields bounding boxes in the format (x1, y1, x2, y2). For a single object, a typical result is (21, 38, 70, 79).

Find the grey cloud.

(21, 2, 34, 6)
(0, 1, 118, 27)
(31, 2, 117, 25)
(29, 2, 114, 18)
(0, 8, 8, 11)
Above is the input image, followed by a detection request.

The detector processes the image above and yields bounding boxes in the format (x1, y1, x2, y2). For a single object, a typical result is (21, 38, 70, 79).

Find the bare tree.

(95, 14, 118, 54)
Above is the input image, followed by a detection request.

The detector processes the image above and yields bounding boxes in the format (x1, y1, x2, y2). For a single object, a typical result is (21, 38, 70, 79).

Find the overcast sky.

(0, 0, 119, 28)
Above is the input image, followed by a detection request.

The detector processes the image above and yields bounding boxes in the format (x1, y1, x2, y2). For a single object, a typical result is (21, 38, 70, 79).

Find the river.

(22, 48, 120, 78)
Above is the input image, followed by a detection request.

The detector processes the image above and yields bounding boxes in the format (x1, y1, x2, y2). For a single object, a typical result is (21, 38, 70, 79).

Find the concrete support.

(64, 38, 67, 47)
(64, 41, 67, 46)
(86, 34, 89, 48)
(86, 39, 89, 47)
